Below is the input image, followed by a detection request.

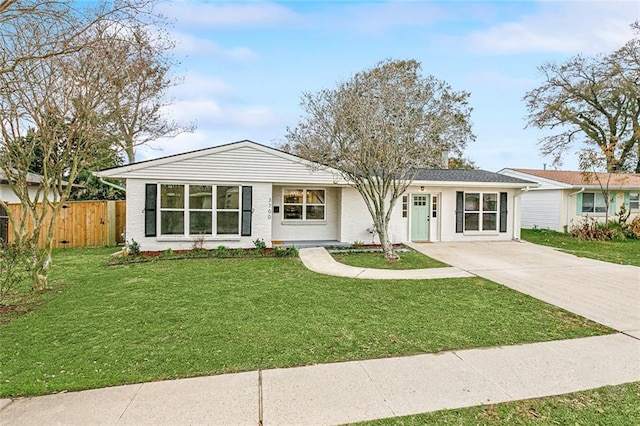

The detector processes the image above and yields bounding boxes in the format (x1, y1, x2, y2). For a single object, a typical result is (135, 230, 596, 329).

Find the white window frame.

(158, 183, 241, 237)
(282, 188, 326, 221)
(464, 192, 498, 233)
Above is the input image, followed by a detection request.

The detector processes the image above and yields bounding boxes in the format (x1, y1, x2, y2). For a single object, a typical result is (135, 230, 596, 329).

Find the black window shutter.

(145, 184, 157, 237)
(241, 186, 252, 236)
(455, 191, 464, 233)
(499, 192, 508, 233)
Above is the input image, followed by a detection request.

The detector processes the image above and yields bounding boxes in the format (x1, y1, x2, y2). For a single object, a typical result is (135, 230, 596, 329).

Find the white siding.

(520, 190, 563, 231)
(396, 186, 520, 242)
(104, 144, 342, 185)
(271, 186, 340, 241)
(125, 179, 273, 251)
(338, 187, 406, 245)
(1, 184, 50, 204)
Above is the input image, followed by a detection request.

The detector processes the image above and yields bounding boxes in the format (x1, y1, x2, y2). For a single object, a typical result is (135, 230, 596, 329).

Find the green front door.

(411, 194, 430, 241)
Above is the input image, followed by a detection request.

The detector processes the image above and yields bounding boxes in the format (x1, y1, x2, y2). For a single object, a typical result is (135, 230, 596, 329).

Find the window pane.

(483, 193, 497, 212)
(284, 189, 303, 204)
(161, 185, 184, 209)
(306, 205, 325, 220)
(582, 193, 594, 213)
(306, 189, 325, 204)
(190, 211, 212, 234)
(217, 212, 239, 234)
(631, 193, 639, 209)
(483, 213, 497, 231)
(161, 211, 184, 234)
(464, 213, 479, 231)
(465, 193, 480, 211)
(594, 193, 607, 213)
(217, 186, 239, 210)
(284, 205, 302, 219)
(402, 195, 408, 218)
(190, 185, 212, 209)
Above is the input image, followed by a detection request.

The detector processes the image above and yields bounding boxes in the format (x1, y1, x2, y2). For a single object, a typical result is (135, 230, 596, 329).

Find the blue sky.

(139, 0, 639, 171)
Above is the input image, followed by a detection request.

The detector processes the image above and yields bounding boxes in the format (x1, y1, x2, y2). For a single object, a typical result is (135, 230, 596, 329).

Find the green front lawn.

(358, 382, 640, 425)
(331, 248, 447, 269)
(0, 248, 610, 397)
(522, 228, 640, 266)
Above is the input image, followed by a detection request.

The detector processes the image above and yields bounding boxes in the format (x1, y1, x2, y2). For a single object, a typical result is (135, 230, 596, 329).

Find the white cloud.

(340, 1, 449, 35)
(158, 1, 300, 29)
(172, 72, 236, 100)
(171, 30, 259, 60)
(466, 1, 636, 55)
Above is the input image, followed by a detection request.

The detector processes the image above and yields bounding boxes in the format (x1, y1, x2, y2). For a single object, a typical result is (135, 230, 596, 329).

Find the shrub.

(191, 236, 206, 251)
(253, 238, 267, 254)
(0, 243, 30, 302)
(627, 216, 640, 239)
(215, 245, 226, 257)
(570, 214, 640, 241)
(125, 239, 141, 256)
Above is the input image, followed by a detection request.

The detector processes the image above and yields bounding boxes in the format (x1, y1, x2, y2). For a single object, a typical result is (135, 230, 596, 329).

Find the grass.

(0, 247, 610, 398)
(331, 248, 447, 269)
(356, 382, 640, 425)
(521, 228, 640, 266)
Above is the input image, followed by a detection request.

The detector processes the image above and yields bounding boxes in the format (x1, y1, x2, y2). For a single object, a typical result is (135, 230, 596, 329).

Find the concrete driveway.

(407, 241, 640, 336)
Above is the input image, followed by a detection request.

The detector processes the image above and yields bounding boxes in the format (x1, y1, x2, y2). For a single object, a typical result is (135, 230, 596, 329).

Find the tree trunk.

(376, 222, 398, 261)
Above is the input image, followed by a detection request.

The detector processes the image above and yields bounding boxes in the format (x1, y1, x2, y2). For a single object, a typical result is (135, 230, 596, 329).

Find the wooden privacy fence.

(3, 200, 125, 248)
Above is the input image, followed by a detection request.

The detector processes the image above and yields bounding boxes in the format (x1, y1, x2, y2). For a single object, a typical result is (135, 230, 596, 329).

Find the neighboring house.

(499, 168, 640, 232)
(1, 170, 50, 243)
(95, 140, 535, 251)
(1, 170, 73, 244)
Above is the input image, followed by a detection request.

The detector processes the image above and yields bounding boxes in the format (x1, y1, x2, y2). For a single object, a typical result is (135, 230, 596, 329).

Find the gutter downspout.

(99, 177, 126, 193)
(566, 187, 585, 233)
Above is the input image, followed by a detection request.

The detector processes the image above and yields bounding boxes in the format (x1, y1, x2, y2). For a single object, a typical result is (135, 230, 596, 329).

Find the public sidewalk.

(2, 333, 639, 425)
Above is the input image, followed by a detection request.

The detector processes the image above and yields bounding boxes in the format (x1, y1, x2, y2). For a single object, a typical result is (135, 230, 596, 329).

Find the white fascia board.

(411, 180, 538, 189)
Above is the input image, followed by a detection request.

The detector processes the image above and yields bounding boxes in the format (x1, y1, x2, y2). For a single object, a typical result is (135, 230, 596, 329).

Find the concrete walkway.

(2, 333, 639, 425)
(299, 247, 473, 279)
(407, 241, 640, 335)
(2, 241, 639, 425)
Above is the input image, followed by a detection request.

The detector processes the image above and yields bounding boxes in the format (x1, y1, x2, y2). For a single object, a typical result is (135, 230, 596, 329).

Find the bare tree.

(0, 0, 154, 76)
(524, 23, 640, 172)
(88, 23, 194, 164)
(0, 0, 162, 289)
(285, 59, 474, 260)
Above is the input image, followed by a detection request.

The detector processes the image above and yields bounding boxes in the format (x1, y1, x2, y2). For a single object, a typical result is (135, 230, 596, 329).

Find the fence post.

(107, 201, 116, 247)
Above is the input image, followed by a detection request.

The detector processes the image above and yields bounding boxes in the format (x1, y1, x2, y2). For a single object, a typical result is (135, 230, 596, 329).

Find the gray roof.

(0, 169, 73, 187)
(414, 169, 535, 184)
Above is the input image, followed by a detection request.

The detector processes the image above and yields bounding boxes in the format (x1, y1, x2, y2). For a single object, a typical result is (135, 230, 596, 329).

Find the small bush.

(253, 238, 267, 254)
(125, 239, 141, 256)
(628, 216, 640, 239)
(215, 245, 226, 257)
(191, 236, 206, 251)
(0, 243, 30, 302)
(570, 214, 640, 241)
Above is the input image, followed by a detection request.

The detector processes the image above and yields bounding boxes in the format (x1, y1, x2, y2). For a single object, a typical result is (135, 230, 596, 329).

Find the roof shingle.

(511, 169, 640, 187)
(415, 169, 535, 184)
